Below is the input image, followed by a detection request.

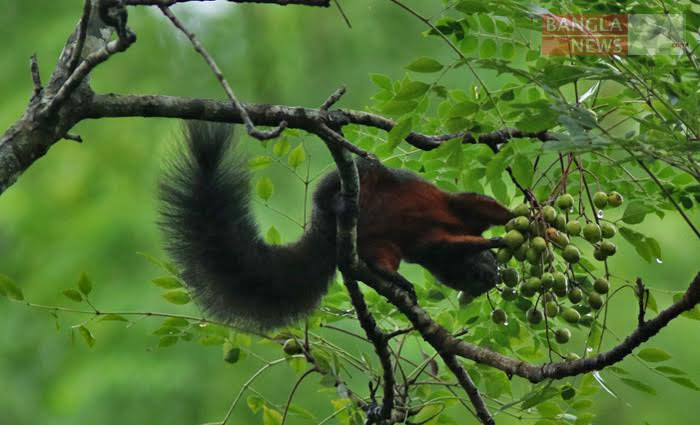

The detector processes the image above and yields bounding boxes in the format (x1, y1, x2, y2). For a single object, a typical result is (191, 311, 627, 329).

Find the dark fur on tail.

(158, 121, 338, 331)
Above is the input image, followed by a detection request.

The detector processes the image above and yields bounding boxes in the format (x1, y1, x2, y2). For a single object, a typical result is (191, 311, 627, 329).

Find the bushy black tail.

(158, 121, 338, 331)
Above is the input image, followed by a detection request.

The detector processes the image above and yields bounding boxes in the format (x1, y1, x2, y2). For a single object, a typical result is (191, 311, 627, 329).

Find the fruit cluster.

(488, 191, 624, 345)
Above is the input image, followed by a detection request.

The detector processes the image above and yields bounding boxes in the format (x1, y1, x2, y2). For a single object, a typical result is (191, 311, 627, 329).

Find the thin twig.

(67, 0, 92, 73)
(159, 6, 286, 140)
(30, 54, 43, 97)
(320, 86, 346, 110)
(333, 0, 352, 28)
(280, 368, 316, 425)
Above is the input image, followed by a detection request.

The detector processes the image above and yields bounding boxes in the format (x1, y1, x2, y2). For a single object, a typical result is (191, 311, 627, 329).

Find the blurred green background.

(0, 1, 698, 424)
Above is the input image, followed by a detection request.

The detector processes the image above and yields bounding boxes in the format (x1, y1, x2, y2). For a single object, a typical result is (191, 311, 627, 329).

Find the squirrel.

(158, 121, 513, 331)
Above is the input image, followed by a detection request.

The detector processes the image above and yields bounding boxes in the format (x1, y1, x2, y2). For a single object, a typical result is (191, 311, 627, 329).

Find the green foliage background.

(0, 1, 698, 425)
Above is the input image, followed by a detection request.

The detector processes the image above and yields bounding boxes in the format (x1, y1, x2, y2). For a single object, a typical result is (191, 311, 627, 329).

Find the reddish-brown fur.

(352, 165, 513, 276)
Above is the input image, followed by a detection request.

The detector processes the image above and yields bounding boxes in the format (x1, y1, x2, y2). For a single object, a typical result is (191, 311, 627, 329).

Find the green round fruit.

(501, 287, 518, 301)
(501, 267, 519, 287)
(607, 191, 623, 207)
(562, 307, 581, 323)
(568, 287, 583, 304)
(554, 214, 567, 231)
(505, 218, 517, 232)
(526, 247, 541, 265)
(562, 245, 581, 264)
(542, 205, 558, 223)
(593, 247, 607, 261)
(529, 264, 544, 277)
(514, 216, 530, 232)
(541, 272, 555, 289)
(589, 293, 604, 309)
(531, 236, 547, 253)
(527, 308, 544, 324)
(504, 230, 525, 249)
(520, 284, 537, 298)
(283, 339, 303, 355)
(491, 308, 507, 324)
(583, 223, 602, 243)
(580, 313, 595, 327)
(513, 243, 528, 261)
(600, 240, 617, 256)
(496, 248, 513, 264)
(556, 193, 574, 210)
(458, 291, 475, 306)
(566, 220, 582, 236)
(513, 203, 530, 217)
(553, 271, 567, 287)
(593, 278, 610, 294)
(553, 274, 568, 296)
(600, 222, 617, 238)
(593, 191, 608, 209)
(526, 276, 542, 291)
(545, 301, 560, 317)
(555, 328, 571, 343)
(553, 231, 570, 247)
(565, 352, 581, 361)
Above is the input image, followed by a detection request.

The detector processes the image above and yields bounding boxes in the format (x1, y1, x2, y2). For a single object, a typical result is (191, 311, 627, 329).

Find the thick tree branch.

(315, 125, 396, 422)
(355, 266, 700, 383)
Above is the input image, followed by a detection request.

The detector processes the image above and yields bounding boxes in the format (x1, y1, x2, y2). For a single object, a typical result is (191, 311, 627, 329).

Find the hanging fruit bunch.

(486, 189, 624, 346)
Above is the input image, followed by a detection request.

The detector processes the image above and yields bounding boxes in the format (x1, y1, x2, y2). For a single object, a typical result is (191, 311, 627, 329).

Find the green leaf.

(263, 406, 283, 425)
(655, 366, 686, 376)
(62, 289, 83, 302)
(394, 81, 430, 101)
(480, 39, 498, 58)
(247, 395, 265, 413)
(521, 385, 559, 409)
(256, 177, 274, 201)
(77, 272, 92, 296)
(151, 276, 182, 289)
(0, 274, 24, 301)
(265, 226, 282, 245)
(511, 154, 534, 188)
(622, 201, 653, 224)
(99, 314, 128, 322)
(406, 57, 444, 73)
(668, 376, 700, 391)
(379, 100, 418, 115)
(370, 73, 392, 91)
(162, 290, 191, 305)
(637, 347, 671, 362)
(288, 144, 306, 169)
(159, 335, 178, 347)
(502, 42, 515, 59)
(79, 325, 95, 348)
(248, 155, 273, 171)
(272, 139, 291, 157)
(162, 317, 189, 327)
(387, 117, 413, 149)
(619, 378, 656, 395)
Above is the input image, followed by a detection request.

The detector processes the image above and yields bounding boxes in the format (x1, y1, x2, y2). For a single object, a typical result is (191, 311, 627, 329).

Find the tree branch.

(441, 354, 494, 425)
(355, 266, 700, 383)
(159, 5, 286, 140)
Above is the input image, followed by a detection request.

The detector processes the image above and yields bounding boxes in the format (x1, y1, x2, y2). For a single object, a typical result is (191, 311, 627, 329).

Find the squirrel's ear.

(449, 193, 513, 226)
